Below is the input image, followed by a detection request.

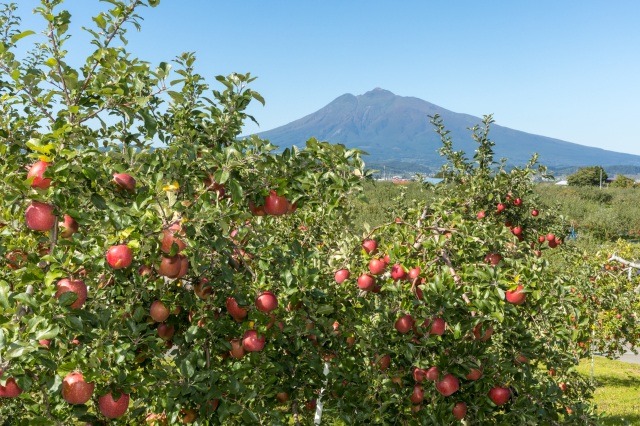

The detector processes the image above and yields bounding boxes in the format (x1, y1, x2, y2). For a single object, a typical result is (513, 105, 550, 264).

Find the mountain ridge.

(255, 89, 640, 172)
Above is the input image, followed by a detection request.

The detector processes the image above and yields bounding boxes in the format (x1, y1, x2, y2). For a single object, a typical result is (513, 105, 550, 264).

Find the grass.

(577, 356, 640, 425)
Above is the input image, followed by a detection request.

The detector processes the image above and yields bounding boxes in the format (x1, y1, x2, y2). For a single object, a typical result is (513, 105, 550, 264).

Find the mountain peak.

(360, 87, 395, 98)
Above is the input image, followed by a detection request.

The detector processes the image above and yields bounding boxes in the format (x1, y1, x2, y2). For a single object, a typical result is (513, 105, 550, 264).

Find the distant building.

(555, 180, 568, 186)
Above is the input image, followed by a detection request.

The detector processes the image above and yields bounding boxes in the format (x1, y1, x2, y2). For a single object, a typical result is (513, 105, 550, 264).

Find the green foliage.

(609, 174, 636, 189)
(567, 166, 608, 187)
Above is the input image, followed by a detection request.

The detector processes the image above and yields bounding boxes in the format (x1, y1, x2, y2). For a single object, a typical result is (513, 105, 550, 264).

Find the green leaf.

(316, 305, 334, 316)
(36, 325, 60, 340)
(11, 30, 35, 43)
(0, 281, 10, 309)
(91, 193, 107, 210)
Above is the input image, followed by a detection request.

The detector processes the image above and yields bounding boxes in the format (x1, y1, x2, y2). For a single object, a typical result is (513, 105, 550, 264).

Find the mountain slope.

(256, 88, 640, 170)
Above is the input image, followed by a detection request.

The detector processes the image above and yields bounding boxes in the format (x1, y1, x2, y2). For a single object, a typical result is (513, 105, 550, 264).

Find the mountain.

(255, 88, 640, 173)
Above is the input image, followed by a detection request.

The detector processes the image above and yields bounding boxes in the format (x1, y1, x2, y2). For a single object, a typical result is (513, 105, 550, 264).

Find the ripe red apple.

(382, 254, 391, 264)
(538, 235, 546, 243)
(496, 203, 506, 213)
(511, 226, 523, 236)
(263, 190, 289, 216)
(242, 330, 266, 352)
(334, 268, 350, 284)
(515, 354, 529, 364)
(158, 255, 182, 278)
(58, 214, 78, 238)
(55, 278, 87, 309)
(435, 374, 459, 396)
(546, 233, 556, 242)
(390, 264, 407, 280)
(476, 210, 486, 219)
(376, 354, 391, 371)
(408, 267, 421, 280)
(425, 366, 440, 381)
(488, 386, 511, 406)
(394, 314, 414, 334)
(176, 255, 189, 279)
(150, 300, 170, 322)
(362, 239, 377, 255)
(426, 317, 446, 336)
(62, 372, 94, 404)
(505, 284, 526, 305)
(531, 209, 539, 217)
(25, 201, 56, 231)
(548, 239, 558, 248)
(368, 258, 386, 275)
(559, 382, 568, 392)
(413, 367, 427, 383)
(106, 244, 133, 269)
(513, 198, 522, 206)
(357, 274, 376, 291)
(0, 376, 22, 398)
(157, 323, 175, 340)
(256, 291, 278, 313)
(248, 200, 265, 216)
(276, 392, 289, 403)
(39, 339, 51, 349)
(181, 408, 197, 424)
(98, 391, 130, 419)
(27, 160, 52, 189)
(226, 297, 248, 321)
(113, 172, 136, 192)
(484, 253, 502, 266)
(409, 384, 424, 404)
(465, 368, 483, 381)
(161, 222, 186, 253)
(229, 338, 245, 359)
(473, 322, 493, 341)
(452, 402, 467, 420)
(194, 278, 212, 299)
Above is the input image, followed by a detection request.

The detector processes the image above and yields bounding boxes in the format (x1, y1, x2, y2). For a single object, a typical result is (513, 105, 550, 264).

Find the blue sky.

(14, 0, 640, 155)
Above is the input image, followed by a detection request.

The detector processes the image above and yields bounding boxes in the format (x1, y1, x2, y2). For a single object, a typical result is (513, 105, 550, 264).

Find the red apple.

(484, 253, 502, 266)
(382, 254, 391, 264)
(194, 278, 212, 299)
(276, 392, 289, 403)
(226, 297, 248, 321)
(409, 384, 424, 404)
(113, 172, 136, 192)
(496, 203, 506, 213)
(357, 274, 376, 291)
(106, 244, 133, 269)
(27, 160, 52, 189)
(161, 222, 186, 253)
(394, 314, 414, 334)
(150, 300, 170, 322)
(425, 366, 440, 381)
(505, 284, 526, 305)
(546, 233, 556, 242)
(548, 239, 558, 248)
(158, 255, 182, 278)
(263, 190, 289, 216)
(413, 368, 427, 383)
(531, 209, 539, 217)
(376, 354, 391, 371)
(513, 198, 522, 206)
(452, 402, 467, 420)
(334, 269, 350, 284)
(242, 330, 265, 352)
(426, 317, 446, 336)
(59, 214, 79, 238)
(511, 226, 523, 236)
(559, 382, 568, 392)
(476, 210, 486, 219)
(55, 278, 87, 309)
(98, 391, 130, 419)
(362, 239, 377, 255)
(248, 200, 265, 216)
(62, 372, 94, 404)
(229, 338, 245, 359)
(465, 368, 483, 381)
(488, 386, 511, 406)
(473, 323, 493, 341)
(157, 323, 175, 340)
(256, 291, 278, 313)
(436, 374, 459, 396)
(368, 258, 386, 275)
(538, 235, 546, 243)
(0, 377, 22, 398)
(39, 339, 51, 349)
(390, 264, 407, 280)
(25, 201, 56, 231)
(181, 408, 197, 424)
(408, 267, 421, 280)
(176, 255, 189, 279)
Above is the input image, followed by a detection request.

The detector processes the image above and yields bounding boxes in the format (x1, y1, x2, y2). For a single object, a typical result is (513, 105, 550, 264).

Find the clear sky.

(13, 0, 640, 155)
